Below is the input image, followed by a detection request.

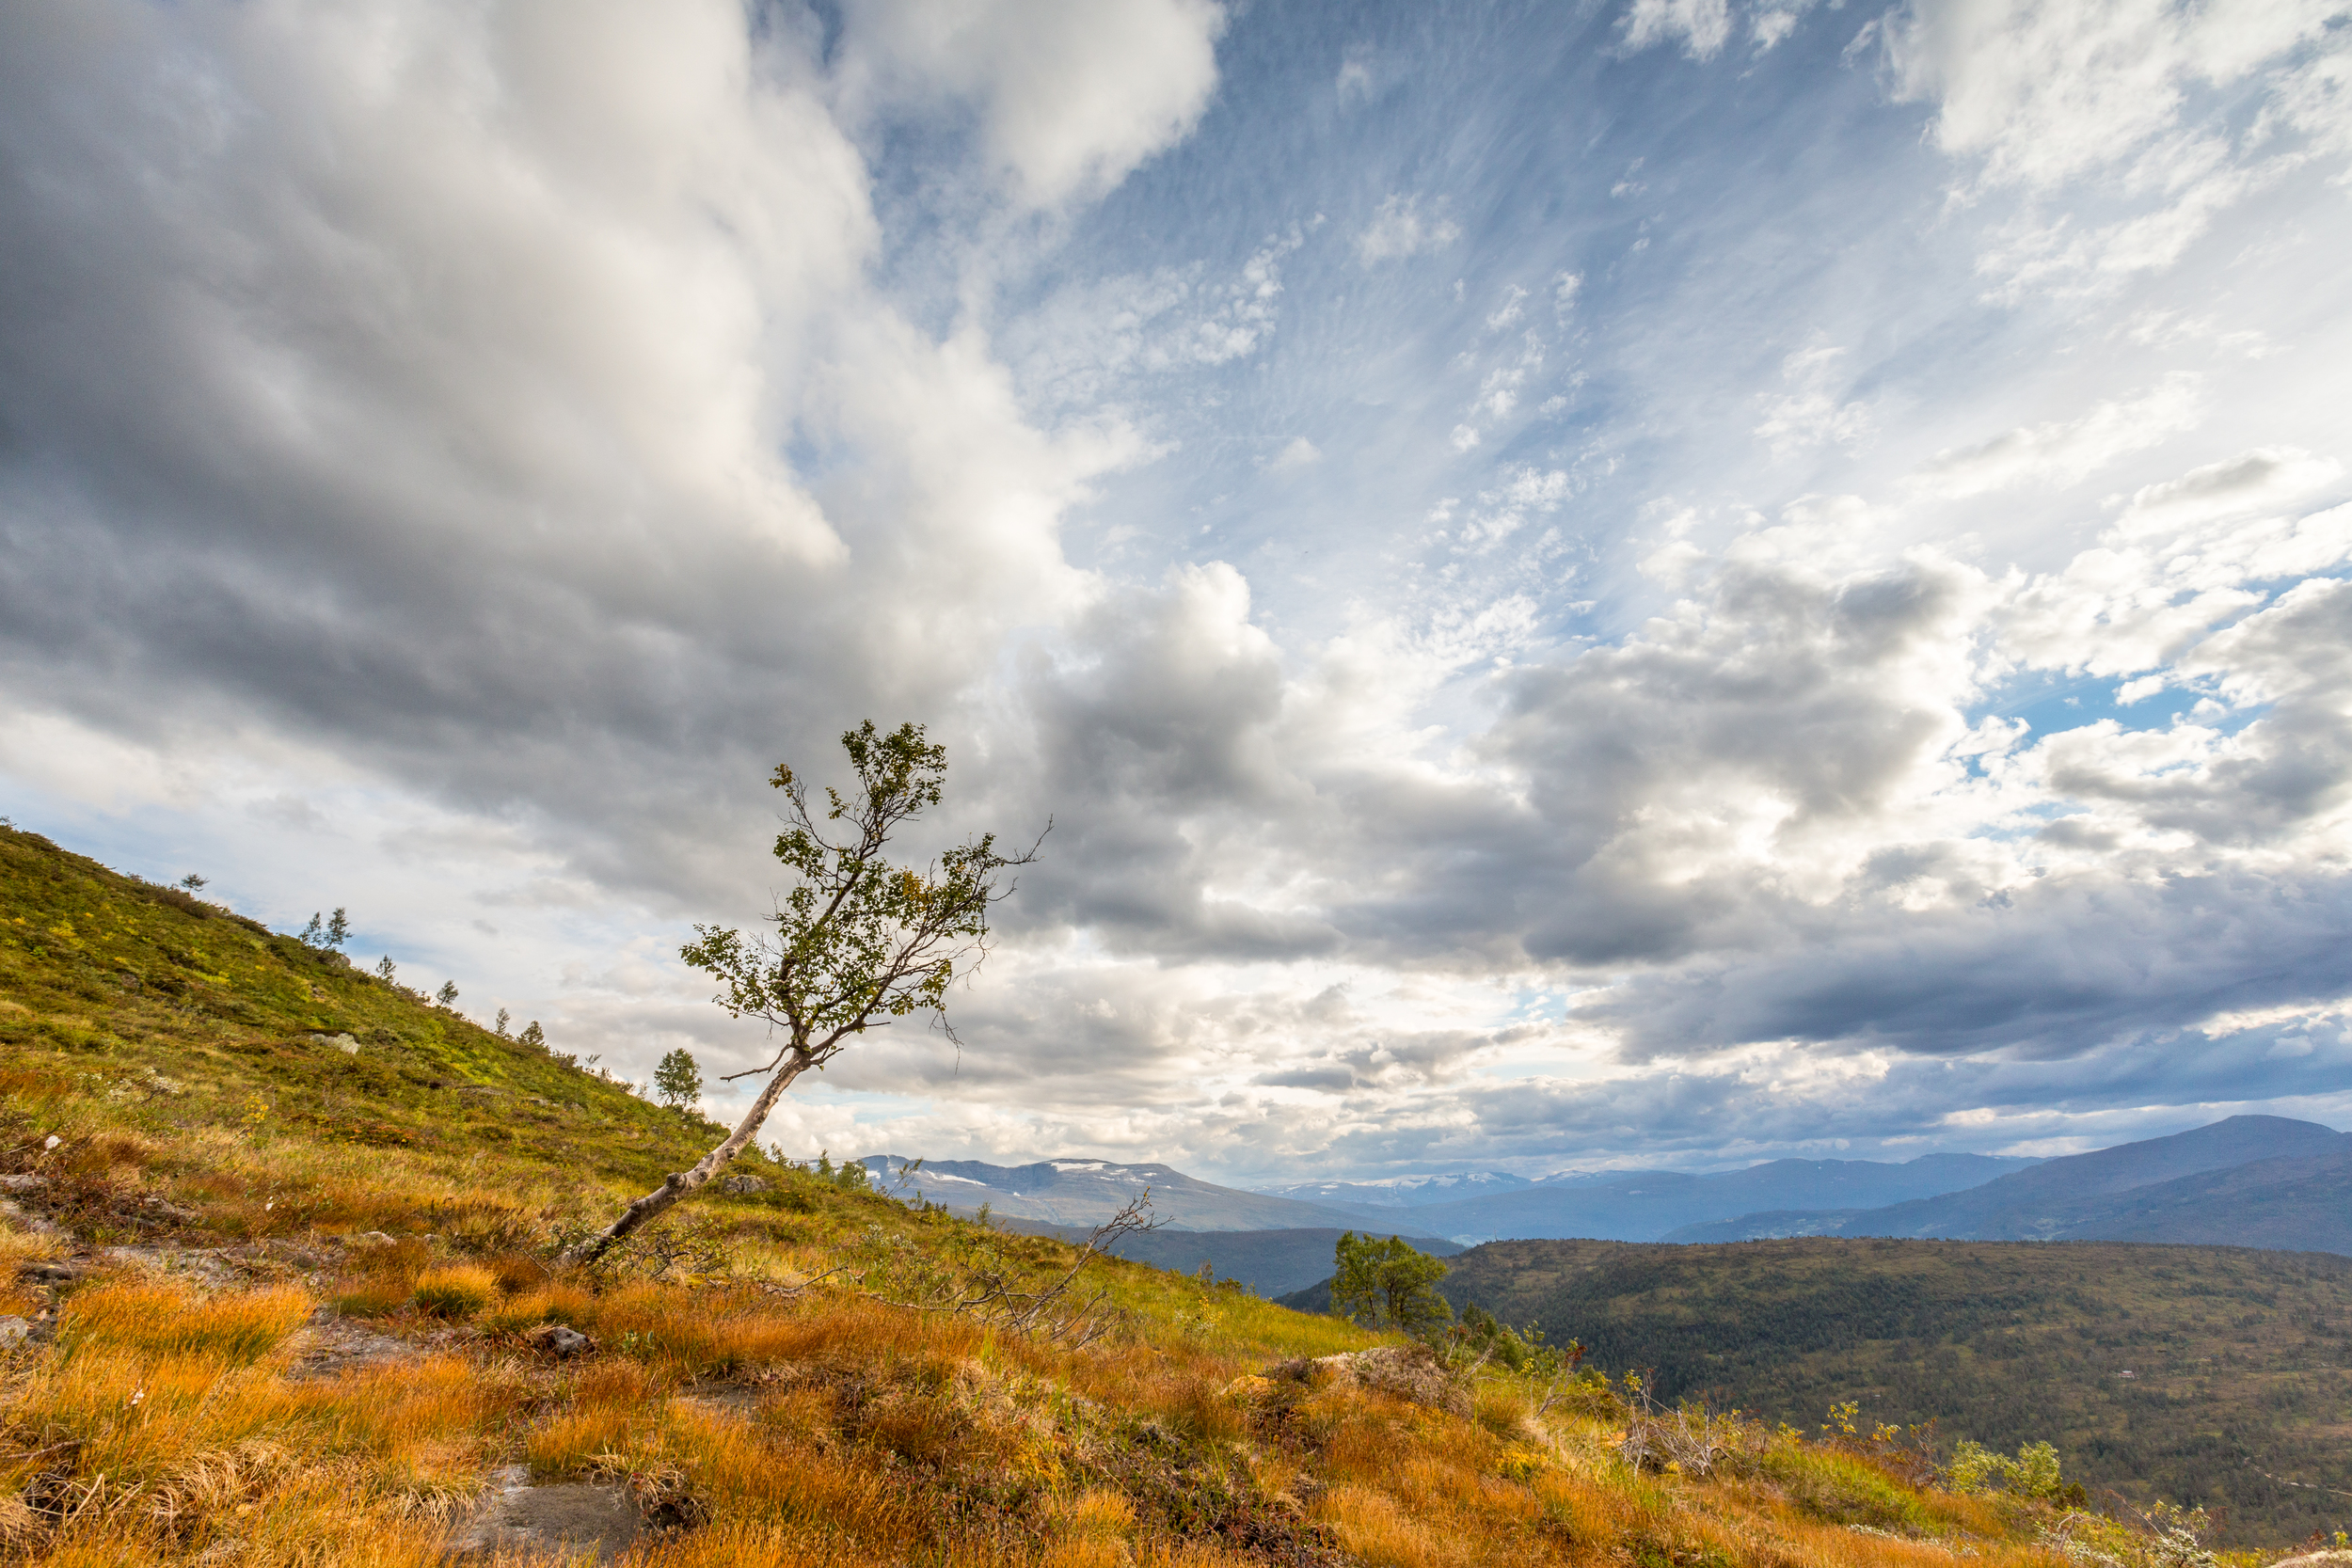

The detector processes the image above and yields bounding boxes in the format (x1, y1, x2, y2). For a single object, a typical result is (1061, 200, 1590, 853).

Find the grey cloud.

(0, 0, 1104, 911)
(1580, 865, 2352, 1061)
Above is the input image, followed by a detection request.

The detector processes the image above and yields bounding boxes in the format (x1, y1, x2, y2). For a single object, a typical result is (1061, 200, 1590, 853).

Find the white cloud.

(1006, 232, 1304, 412)
(1754, 344, 1874, 459)
(1265, 436, 1322, 471)
(832, 0, 1228, 208)
(2112, 446, 2343, 535)
(8, 0, 2352, 1182)
(1751, 7, 1806, 51)
(1906, 373, 2203, 499)
(1621, 0, 1734, 60)
(1886, 0, 2351, 297)
(1356, 194, 1462, 264)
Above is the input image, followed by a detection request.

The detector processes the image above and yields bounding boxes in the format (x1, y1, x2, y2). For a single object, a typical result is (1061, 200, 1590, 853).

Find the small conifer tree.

(435, 980, 459, 1008)
(518, 1021, 546, 1050)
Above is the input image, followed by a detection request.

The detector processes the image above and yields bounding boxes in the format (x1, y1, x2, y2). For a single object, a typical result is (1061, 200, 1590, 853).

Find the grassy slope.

(0, 825, 2292, 1566)
(1427, 1238, 2352, 1547)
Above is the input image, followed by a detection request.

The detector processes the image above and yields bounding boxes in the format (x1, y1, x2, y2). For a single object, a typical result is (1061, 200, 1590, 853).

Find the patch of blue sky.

(1013, 0, 1972, 623)
(1967, 672, 2243, 751)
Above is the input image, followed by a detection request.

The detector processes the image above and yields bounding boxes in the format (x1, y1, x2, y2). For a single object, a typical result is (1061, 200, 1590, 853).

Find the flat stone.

(17, 1261, 79, 1284)
(443, 1465, 640, 1563)
(0, 1317, 28, 1348)
(289, 1313, 416, 1380)
(0, 1174, 48, 1194)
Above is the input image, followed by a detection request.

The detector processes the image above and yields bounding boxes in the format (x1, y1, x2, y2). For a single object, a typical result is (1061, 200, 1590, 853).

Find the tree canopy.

(1332, 1231, 1454, 1338)
(561, 721, 1039, 1265)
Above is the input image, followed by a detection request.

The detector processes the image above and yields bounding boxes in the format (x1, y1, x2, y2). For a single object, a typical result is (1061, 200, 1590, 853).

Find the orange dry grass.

(567, 1286, 995, 1379)
(483, 1278, 596, 1332)
(59, 1278, 310, 1364)
(1313, 1484, 1475, 1568)
(1767, 1514, 2073, 1568)
(409, 1262, 498, 1319)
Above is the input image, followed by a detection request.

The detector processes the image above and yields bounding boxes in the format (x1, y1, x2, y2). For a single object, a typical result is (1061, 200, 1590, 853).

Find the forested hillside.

(1416, 1237, 2352, 1547)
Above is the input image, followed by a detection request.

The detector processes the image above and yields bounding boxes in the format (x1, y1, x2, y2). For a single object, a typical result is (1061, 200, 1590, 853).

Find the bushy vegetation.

(0, 825, 2328, 1565)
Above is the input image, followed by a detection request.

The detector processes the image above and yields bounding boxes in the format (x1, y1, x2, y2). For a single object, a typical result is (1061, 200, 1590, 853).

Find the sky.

(3, 0, 2351, 1183)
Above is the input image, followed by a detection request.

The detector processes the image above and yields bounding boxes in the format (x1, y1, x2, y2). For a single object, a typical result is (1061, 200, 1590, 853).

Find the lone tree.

(1331, 1232, 1454, 1338)
(652, 1048, 703, 1112)
(560, 721, 1040, 1266)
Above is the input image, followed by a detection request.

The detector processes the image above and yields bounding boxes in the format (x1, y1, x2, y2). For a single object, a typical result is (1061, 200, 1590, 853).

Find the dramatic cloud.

(3, 0, 2348, 1182)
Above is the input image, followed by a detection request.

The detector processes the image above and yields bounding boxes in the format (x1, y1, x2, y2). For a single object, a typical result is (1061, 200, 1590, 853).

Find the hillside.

(1284, 1236, 2352, 1548)
(1668, 1118, 2352, 1249)
(1001, 1223, 1468, 1299)
(0, 822, 2326, 1566)
(1393, 1152, 2040, 1242)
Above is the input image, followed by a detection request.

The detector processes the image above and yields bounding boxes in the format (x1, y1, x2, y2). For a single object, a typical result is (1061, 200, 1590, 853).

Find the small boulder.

(0, 1174, 49, 1194)
(17, 1261, 79, 1285)
(307, 1032, 362, 1053)
(528, 1323, 596, 1359)
(1274, 1345, 1470, 1417)
(717, 1176, 770, 1195)
(0, 1317, 29, 1348)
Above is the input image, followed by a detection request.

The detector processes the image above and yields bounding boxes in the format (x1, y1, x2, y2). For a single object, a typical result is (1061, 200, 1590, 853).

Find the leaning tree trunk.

(557, 1050, 811, 1267)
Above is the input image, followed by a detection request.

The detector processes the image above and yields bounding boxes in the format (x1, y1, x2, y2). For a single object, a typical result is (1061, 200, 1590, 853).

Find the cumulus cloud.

(830, 0, 1227, 209)
(5, 0, 2351, 1184)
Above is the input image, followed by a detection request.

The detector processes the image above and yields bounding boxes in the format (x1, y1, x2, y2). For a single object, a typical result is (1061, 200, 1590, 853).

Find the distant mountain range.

(1665, 1116, 2352, 1252)
(1255, 1171, 1534, 1208)
(858, 1147, 2046, 1286)
(1376, 1152, 2040, 1243)
(868, 1116, 2352, 1283)
(859, 1149, 2041, 1243)
(859, 1155, 1388, 1231)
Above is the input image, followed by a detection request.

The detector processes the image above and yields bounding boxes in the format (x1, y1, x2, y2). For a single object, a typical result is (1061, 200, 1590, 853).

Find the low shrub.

(1760, 1445, 1937, 1533)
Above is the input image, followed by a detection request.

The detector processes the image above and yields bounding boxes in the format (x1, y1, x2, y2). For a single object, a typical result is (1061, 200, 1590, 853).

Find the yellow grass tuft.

(59, 1279, 310, 1365)
(408, 1262, 499, 1319)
